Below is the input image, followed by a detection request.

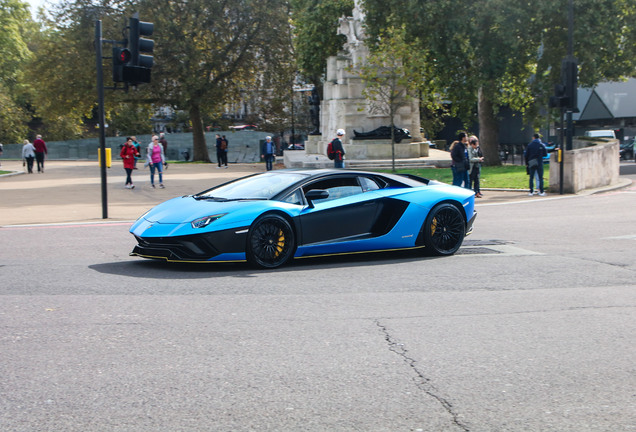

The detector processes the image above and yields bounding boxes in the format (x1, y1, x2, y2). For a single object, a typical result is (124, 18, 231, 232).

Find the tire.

(246, 214, 295, 269)
(422, 203, 466, 256)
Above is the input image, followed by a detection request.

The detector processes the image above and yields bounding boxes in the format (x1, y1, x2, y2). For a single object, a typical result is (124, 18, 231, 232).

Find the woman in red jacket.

(120, 137, 140, 189)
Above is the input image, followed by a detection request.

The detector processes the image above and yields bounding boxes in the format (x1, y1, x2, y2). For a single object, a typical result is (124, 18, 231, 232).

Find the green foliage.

(357, 25, 422, 116)
(0, 0, 33, 143)
(360, 0, 636, 167)
(290, 0, 353, 82)
(109, 104, 154, 136)
(136, 0, 294, 160)
(0, 0, 31, 85)
(355, 24, 426, 170)
(0, 88, 29, 143)
(23, 1, 132, 140)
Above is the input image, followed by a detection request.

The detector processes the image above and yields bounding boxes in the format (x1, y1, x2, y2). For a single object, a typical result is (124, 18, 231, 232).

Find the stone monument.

(303, 0, 424, 161)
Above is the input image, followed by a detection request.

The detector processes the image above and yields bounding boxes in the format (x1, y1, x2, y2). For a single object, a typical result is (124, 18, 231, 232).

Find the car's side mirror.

(305, 189, 329, 208)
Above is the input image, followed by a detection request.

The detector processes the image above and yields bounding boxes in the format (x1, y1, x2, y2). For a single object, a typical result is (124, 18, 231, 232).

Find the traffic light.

(112, 47, 132, 83)
(549, 83, 568, 108)
(127, 17, 154, 84)
(562, 57, 578, 111)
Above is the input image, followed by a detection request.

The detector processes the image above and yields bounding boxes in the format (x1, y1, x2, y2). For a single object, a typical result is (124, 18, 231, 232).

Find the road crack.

(375, 319, 470, 432)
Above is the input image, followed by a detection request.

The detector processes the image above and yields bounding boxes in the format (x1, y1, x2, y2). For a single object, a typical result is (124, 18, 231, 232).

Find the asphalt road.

(0, 163, 634, 431)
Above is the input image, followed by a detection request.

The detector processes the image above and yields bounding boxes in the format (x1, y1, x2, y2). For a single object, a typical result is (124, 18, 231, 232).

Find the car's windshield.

(197, 172, 309, 200)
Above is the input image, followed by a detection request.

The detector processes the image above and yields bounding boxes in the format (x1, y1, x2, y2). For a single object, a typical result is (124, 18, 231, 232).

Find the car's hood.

(141, 195, 266, 224)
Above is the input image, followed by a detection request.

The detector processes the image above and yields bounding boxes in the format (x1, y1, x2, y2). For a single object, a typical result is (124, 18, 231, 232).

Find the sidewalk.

(0, 161, 263, 226)
(0, 160, 630, 226)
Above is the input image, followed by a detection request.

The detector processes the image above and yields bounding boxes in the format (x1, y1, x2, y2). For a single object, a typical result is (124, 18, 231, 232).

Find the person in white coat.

(22, 140, 36, 174)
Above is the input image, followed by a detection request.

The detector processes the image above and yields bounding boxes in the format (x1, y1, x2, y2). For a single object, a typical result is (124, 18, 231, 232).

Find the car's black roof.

(270, 168, 430, 187)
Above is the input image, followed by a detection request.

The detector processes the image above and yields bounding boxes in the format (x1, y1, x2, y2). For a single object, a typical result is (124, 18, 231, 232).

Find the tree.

(363, 0, 636, 165)
(25, 1, 130, 140)
(138, 0, 294, 161)
(0, 0, 33, 143)
(290, 0, 353, 87)
(356, 24, 424, 171)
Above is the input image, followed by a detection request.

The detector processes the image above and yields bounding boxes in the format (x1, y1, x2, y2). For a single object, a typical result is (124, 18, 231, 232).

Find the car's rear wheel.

(422, 203, 466, 256)
(246, 214, 295, 268)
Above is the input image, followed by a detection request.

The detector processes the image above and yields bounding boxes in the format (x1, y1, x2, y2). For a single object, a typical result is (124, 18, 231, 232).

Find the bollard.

(98, 147, 112, 168)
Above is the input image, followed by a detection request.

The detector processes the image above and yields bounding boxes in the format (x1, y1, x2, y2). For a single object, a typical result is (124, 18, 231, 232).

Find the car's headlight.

(191, 213, 227, 229)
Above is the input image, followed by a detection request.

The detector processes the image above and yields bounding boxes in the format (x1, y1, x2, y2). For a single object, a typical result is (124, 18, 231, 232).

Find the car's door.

(297, 175, 383, 245)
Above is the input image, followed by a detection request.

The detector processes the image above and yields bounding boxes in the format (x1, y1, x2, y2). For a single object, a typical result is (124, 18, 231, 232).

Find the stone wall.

(303, 135, 429, 162)
(1, 131, 271, 163)
(549, 140, 619, 193)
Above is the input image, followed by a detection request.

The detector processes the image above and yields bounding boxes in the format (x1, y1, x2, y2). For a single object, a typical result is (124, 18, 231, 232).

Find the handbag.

(528, 158, 539, 169)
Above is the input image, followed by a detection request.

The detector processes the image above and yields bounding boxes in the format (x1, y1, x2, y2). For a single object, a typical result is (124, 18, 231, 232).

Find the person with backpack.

(327, 129, 346, 168)
(525, 133, 548, 196)
(215, 134, 228, 168)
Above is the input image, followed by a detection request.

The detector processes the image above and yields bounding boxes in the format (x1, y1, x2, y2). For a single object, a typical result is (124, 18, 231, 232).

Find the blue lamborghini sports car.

(129, 169, 477, 268)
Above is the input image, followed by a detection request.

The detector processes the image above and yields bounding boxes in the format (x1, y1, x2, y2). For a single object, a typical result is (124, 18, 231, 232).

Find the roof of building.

(574, 78, 636, 121)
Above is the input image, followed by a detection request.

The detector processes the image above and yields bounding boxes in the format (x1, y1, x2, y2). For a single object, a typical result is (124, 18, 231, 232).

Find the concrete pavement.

(0, 160, 630, 226)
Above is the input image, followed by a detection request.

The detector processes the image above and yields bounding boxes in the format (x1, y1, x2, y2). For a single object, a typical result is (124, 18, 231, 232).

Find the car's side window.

(303, 177, 363, 203)
(359, 176, 380, 192)
(280, 189, 304, 205)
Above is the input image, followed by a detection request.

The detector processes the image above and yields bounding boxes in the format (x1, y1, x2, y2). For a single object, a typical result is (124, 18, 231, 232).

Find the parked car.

(229, 124, 258, 131)
(584, 130, 616, 139)
(129, 169, 477, 268)
(620, 139, 635, 160)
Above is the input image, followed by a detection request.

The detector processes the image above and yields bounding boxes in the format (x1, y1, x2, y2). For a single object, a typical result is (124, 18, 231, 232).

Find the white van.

(584, 130, 616, 139)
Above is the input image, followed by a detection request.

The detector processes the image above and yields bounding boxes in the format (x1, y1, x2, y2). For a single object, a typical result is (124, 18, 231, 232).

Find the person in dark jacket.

(215, 134, 228, 168)
(525, 133, 548, 196)
(450, 132, 469, 188)
(261, 136, 275, 171)
(331, 129, 346, 168)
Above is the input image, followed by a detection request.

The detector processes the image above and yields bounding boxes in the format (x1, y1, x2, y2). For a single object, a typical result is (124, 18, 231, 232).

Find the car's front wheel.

(422, 203, 466, 256)
(246, 214, 295, 269)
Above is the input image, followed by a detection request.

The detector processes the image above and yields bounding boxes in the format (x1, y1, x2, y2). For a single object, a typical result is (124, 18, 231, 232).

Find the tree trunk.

(478, 87, 501, 167)
(190, 104, 210, 162)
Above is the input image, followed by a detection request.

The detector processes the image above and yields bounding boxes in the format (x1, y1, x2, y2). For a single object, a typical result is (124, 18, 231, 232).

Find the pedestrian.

(261, 136, 275, 171)
(159, 132, 169, 169)
(120, 137, 140, 189)
(0, 142, 3, 167)
(222, 135, 229, 166)
(525, 133, 547, 196)
(468, 135, 484, 197)
(329, 129, 346, 168)
(450, 132, 470, 188)
(217, 133, 227, 168)
(147, 135, 165, 188)
(22, 140, 36, 173)
(215, 134, 228, 168)
(33, 134, 48, 173)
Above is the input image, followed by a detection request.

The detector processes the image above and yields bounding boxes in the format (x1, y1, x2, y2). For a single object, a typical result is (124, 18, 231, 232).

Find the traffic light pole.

(95, 20, 108, 219)
(559, 109, 565, 195)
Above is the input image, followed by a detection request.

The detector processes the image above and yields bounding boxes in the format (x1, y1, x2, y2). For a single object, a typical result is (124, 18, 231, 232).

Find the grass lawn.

(379, 164, 549, 189)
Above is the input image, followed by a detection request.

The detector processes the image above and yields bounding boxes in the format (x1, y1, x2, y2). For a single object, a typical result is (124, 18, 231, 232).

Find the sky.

(25, 0, 55, 18)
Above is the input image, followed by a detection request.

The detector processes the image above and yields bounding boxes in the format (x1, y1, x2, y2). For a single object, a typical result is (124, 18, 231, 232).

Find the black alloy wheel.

(422, 203, 466, 256)
(246, 214, 295, 268)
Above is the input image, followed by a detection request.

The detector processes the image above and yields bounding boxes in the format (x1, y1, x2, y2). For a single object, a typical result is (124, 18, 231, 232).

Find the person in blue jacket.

(261, 136, 275, 171)
(525, 133, 548, 196)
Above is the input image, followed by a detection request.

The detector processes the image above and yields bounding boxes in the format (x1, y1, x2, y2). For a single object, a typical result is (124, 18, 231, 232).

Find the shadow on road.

(89, 248, 447, 279)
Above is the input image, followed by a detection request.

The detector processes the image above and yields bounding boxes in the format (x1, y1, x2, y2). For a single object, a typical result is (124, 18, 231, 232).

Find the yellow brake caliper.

(274, 229, 285, 257)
